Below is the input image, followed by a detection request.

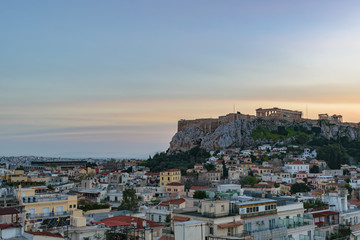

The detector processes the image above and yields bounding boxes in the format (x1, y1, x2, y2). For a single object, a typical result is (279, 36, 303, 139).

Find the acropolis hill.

(178, 107, 349, 133)
(170, 107, 360, 152)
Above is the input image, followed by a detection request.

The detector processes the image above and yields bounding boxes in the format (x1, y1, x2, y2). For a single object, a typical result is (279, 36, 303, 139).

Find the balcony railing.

(23, 195, 68, 203)
(27, 210, 72, 219)
(240, 209, 277, 218)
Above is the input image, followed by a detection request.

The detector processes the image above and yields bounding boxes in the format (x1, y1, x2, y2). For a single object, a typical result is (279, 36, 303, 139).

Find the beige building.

(17, 186, 86, 231)
(160, 169, 181, 187)
(165, 182, 185, 196)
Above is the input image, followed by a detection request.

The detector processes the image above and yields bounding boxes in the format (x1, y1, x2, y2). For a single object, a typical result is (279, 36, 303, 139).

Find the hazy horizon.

(2, 1, 360, 158)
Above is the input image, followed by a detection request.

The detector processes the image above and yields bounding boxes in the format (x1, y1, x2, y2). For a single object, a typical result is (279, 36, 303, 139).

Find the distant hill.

(168, 117, 360, 169)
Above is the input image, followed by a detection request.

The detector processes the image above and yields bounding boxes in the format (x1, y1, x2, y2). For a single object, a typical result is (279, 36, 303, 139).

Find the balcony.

(244, 225, 287, 239)
(279, 214, 314, 229)
(27, 210, 72, 220)
(240, 209, 277, 219)
(22, 194, 69, 203)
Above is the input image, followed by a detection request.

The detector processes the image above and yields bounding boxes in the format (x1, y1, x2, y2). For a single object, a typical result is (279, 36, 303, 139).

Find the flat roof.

(232, 199, 277, 207)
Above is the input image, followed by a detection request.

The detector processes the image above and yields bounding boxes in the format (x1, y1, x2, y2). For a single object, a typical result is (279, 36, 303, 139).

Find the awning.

(218, 221, 243, 229)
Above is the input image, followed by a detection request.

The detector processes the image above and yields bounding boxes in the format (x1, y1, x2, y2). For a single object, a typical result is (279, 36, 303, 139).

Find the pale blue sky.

(1, 1, 360, 158)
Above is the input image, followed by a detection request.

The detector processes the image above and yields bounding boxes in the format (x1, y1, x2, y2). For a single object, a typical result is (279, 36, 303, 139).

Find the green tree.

(290, 183, 310, 194)
(119, 188, 138, 212)
(317, 144, 347, 169)
(261, 154, 270, 162)
(193, 190, 207, 199)
(310, 165, 319, 173)
(222, 161, 228, 179)
(204, 164, 215, 172)
(345, 183, 353, 195)
(295, 133, 310, 145)
(165, 214, 171, 225)
(241, 176, 260, 187)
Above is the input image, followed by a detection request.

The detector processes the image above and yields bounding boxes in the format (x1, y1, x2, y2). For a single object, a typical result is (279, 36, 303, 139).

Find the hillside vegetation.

(146, 146, 210, 173)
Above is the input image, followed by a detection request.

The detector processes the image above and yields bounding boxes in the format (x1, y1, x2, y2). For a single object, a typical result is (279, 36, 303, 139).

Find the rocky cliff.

(169, 118, 360, 152)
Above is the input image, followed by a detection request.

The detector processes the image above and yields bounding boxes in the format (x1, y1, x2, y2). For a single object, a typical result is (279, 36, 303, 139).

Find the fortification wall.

(178, 110, 359, 133)
(178, 113, 255, 133)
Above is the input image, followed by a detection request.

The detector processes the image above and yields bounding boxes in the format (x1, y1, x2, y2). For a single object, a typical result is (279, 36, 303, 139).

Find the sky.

(1, 1, 360, 158)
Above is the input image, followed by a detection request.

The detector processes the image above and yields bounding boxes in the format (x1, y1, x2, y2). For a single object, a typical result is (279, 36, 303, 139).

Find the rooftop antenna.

(233, 104, 235, 113)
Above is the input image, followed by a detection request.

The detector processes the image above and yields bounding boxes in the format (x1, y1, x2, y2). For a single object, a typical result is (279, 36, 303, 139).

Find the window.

(73, 204, 76, 208)
(210, 227, 214, 235)
(69, 205, 72, 209)
(159, 216, 162, 222)
(221, 205, 225, 211)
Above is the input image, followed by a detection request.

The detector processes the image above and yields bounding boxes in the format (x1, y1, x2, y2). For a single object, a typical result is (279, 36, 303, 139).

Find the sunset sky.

(1, 1, 360, 158)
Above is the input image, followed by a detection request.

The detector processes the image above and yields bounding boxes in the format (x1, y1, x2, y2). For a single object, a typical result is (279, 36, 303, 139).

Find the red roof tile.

(312, 211, 339, 218)
(0, 208, 20, 216)
(161, 169, 180, 172)
(159, 236, 174, 240)
(288, 160, 306, 165)
(348, 199, 360, 205)
(96, 215, 163, 229)
(166, 182, 184, 186)
(159, 198, 186, 206)
(0, 223, 18, 230)
(172, 216, 190, 222)
(25, 231, 64, 238)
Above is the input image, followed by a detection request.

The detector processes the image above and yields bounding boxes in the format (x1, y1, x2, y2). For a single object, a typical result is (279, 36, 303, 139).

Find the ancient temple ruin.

(318, 114, 343, 124)
(256, 107, 302, 120)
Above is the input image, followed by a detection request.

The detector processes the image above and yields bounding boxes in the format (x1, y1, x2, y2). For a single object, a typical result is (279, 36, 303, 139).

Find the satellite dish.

(209, 192, 216, 199)
(232, 193, 238, 200)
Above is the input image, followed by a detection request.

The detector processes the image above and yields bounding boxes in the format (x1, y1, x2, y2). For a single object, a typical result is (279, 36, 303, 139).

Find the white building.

(277, 202, 316, 240)
(284, 160, 309, 174)
(174, 221, 207, 240)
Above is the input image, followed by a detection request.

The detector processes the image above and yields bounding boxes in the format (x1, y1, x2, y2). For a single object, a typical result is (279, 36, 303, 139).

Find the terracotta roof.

(159, 236, 174, 240)
(312, 211, 339, 218)
(159, 198, 186, 206)
(166, 182, 184, 186)
(94, 220, 132, 227)
(25, 231, 64, 238)
(0, 223, 18, 230)
(348, 199, 360, 205)
(145, 172, 160, 176)
(218, 221, 243, 229)
(311, 190, 324, 195)
(327, 183, 338, 186)
(288, 160, 306, 165)
(172, 216, 190, 222)
(0, 208, 20, 216)
(96, 215, 163, 229)
(161, 169, 180, 173)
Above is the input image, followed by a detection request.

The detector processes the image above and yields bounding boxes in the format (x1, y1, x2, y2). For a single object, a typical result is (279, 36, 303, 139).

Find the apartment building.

(231, 199, 287, 240)
(159, 169, 181, 187)
(17, 186, 86, 230)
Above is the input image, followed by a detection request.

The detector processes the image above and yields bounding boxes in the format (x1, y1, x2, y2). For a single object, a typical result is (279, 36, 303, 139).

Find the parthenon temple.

(256, 107, 302, 120)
